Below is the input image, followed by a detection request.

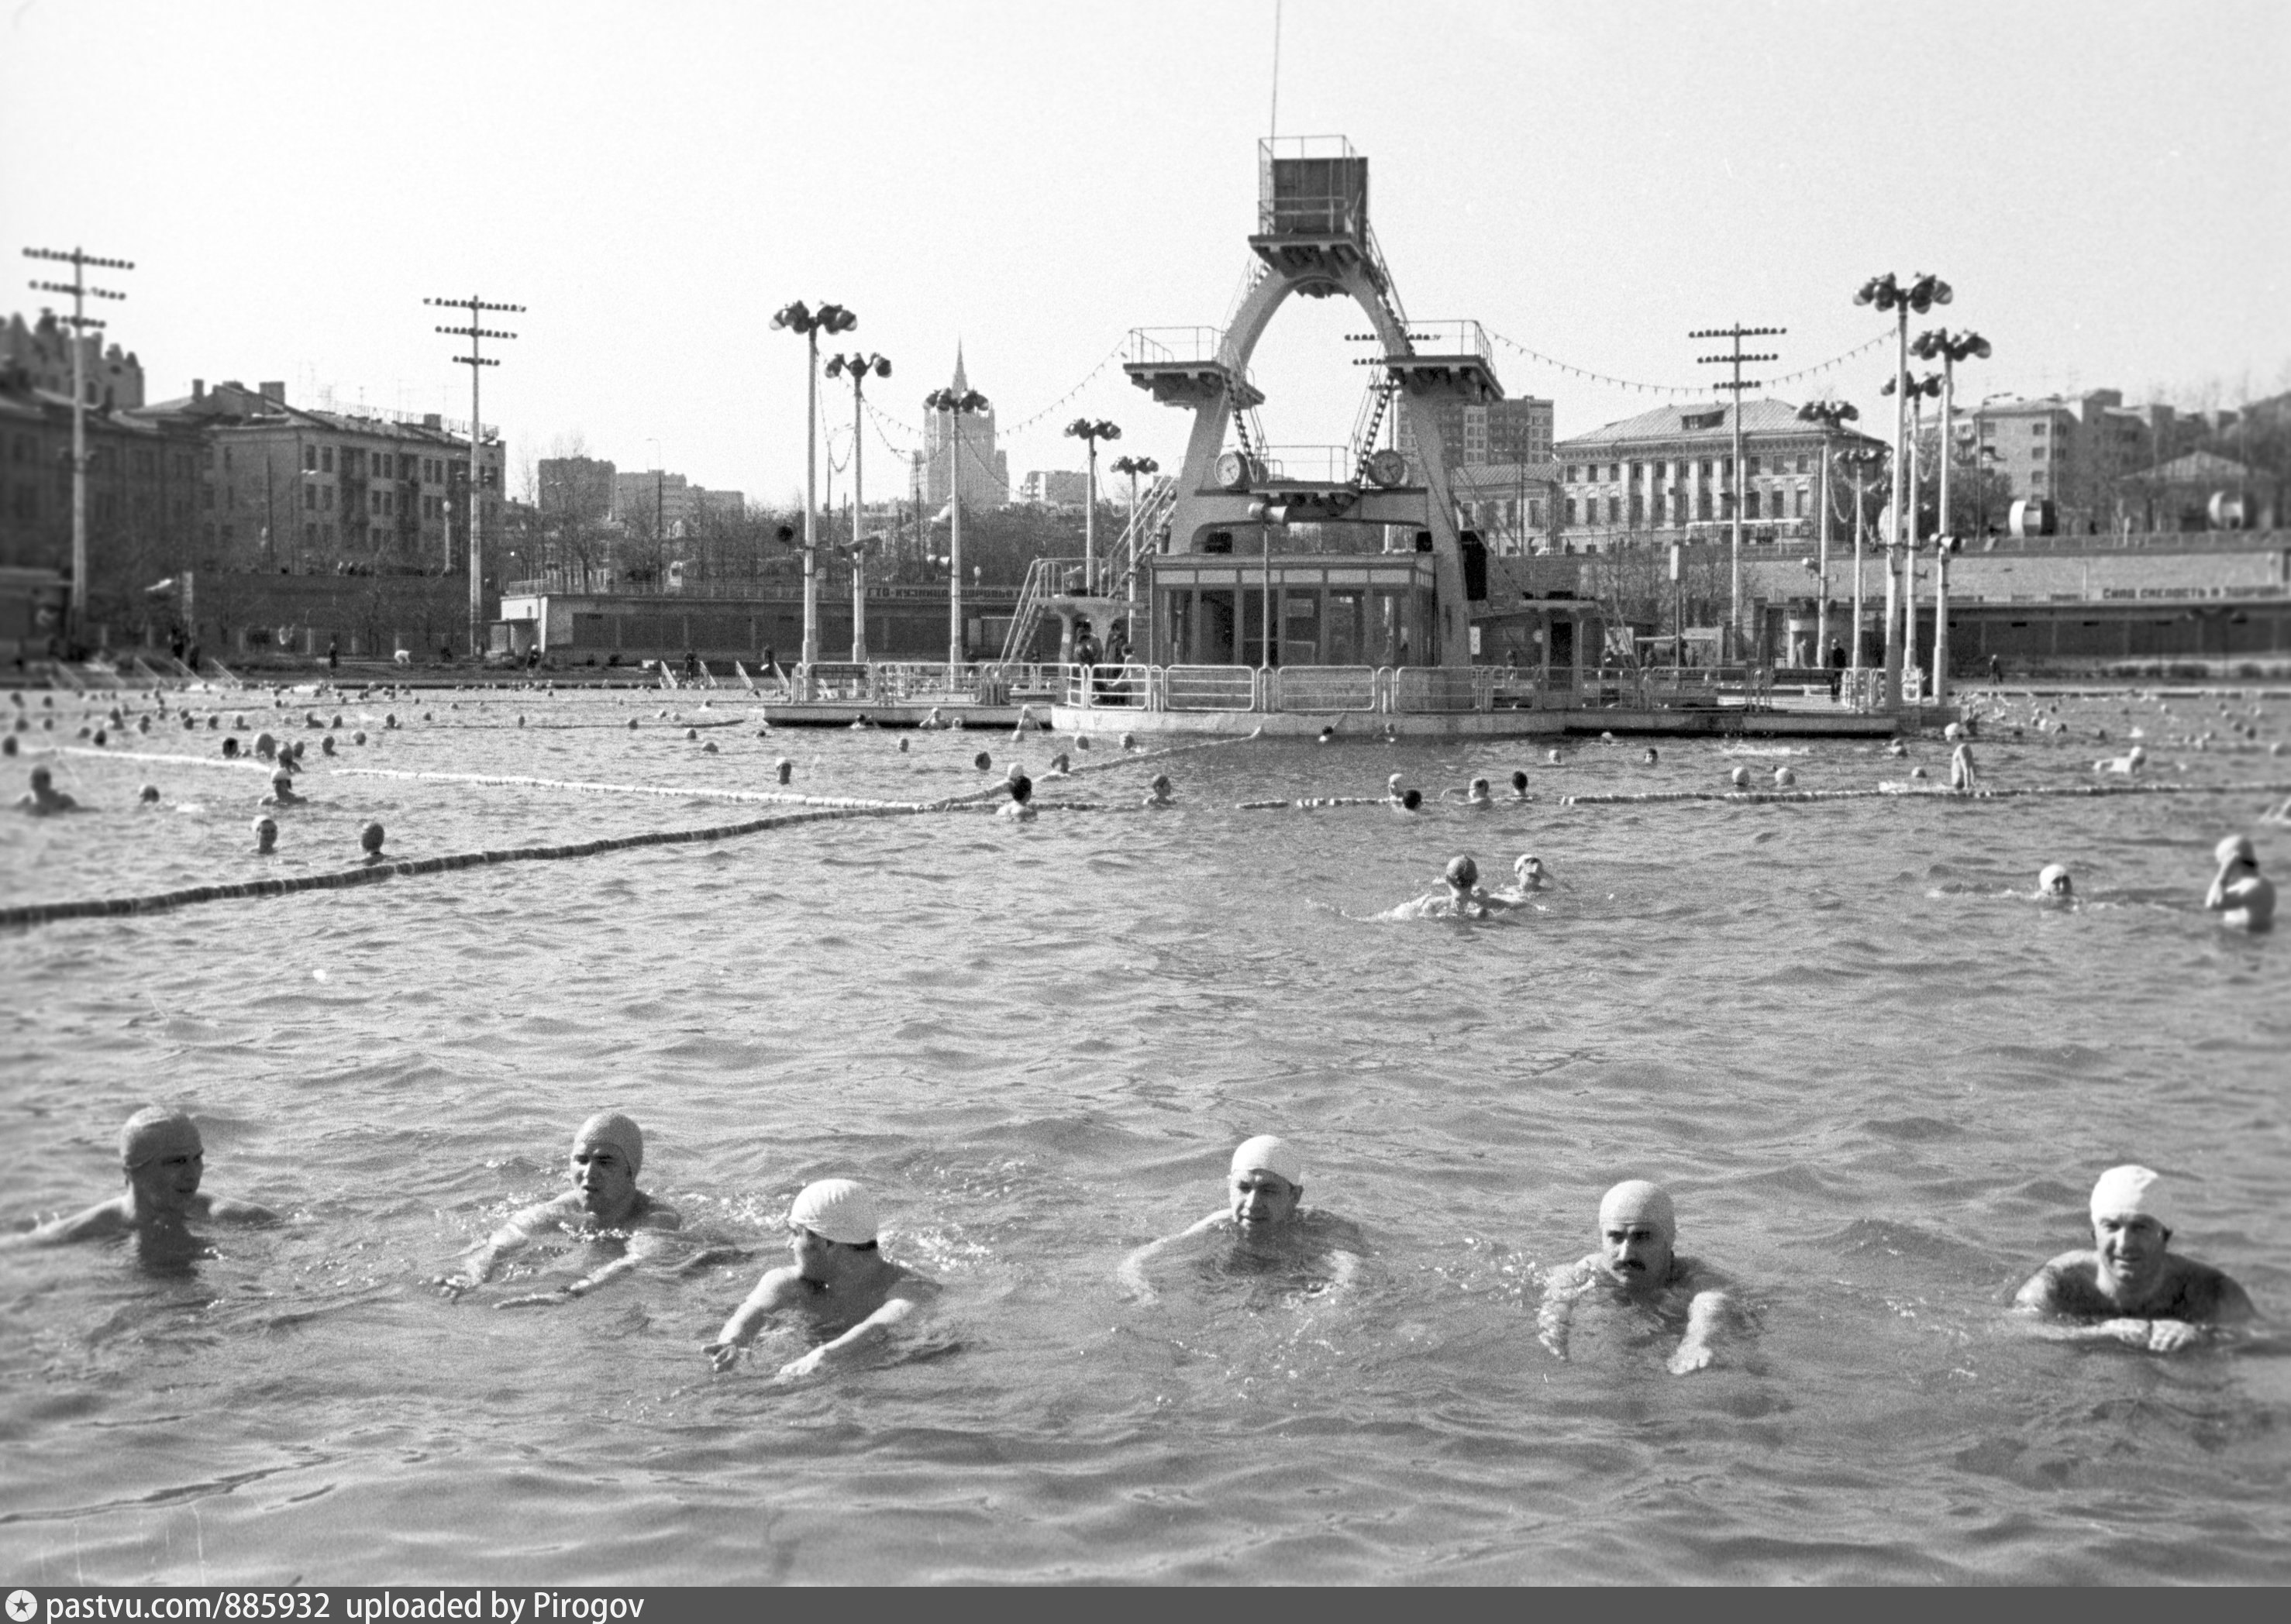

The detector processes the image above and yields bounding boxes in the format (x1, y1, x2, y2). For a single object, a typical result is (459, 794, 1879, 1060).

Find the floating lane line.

(0, 797, 1004, 931)
(1559, 781, 2291, 807)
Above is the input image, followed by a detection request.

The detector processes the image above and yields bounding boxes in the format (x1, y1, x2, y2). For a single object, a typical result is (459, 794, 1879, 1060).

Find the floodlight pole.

(26, 246, 133, 643)
(1691, 325, 1783, 665)
(427, 293, 522, 658)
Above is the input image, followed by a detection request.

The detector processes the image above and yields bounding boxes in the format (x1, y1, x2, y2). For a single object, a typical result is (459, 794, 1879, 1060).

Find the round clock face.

(1366, 449, 1409, 487)
(1214, 450, 1252, 491)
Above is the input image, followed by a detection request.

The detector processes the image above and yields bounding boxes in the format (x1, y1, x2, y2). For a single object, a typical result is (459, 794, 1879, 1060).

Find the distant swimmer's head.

(787, 1178, 880, 1276)
(973, 752, 993, 771)
(1944, 722, 1964, 741)
(1466, 776, 1491, 801)
(1228, 1135, 1304, 1230)
(360, 821, 385, 857)
(1008, 772, 1033, 805)
(2038, 862, 2072, 898)
(271, 769, 294, 791)
(570, 1110, 644, 1215)
(1728, 766, 1750, 789)
(1511, 770, 1528, 794)
(1146, 773, 1174, 805)
(1597, 1178, 1676, 1287)
(1400, 788, 1422, 812)
(1546, 748, 1562, 765)
(119, 1106, 204, 1208)
(1387, 773, 1404, 794)
(2089, 1165, 2177, 1291)
(1444, 854, 1480, 893)
(253, 816, 277, 853)
(775, 758, 794, 784)
(29, 765, 52, 791)
(139, 783, 160, 804)
(222, 737, 240, 757)
(1642, 748, 1659, 765)
(1514, 853, 1548, 889)
(1317, 725, 1335, 743)
(2215, 834, 2258, 871)
(2128, 745, 2148, 764)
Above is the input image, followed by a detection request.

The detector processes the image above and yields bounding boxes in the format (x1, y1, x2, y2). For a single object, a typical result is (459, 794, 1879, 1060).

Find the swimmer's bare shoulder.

(9, 1190, 274, 1246)
(2016, 1249, 2254, 1323)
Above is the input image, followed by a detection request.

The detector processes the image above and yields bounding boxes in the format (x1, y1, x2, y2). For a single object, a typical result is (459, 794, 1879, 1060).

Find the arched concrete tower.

(1124, 137, 1503, 671)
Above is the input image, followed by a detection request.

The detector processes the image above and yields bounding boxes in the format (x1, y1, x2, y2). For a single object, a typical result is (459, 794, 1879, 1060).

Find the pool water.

(2, 685, 2288, 1584)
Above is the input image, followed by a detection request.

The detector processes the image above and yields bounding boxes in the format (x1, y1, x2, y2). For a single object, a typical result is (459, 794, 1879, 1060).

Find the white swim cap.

(573, 1110, 643, 1176)
(120, 1106, 201, 1169)
(2215, 834, 2257, 868)
(2089, 1165, 2179, 1236)
(1230, 1134, 1304, 1189)
(1598, 1179, 1676, 1240)
(2038, 863, 2072, 893)
(790, 1178, 879, 1245)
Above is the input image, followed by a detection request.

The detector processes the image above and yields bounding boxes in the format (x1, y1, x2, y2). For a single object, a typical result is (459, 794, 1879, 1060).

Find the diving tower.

(1123, 137, 1505, 672)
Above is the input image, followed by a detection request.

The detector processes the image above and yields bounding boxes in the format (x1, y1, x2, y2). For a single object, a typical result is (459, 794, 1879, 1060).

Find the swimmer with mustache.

(1537, 1181, 1740, 1375)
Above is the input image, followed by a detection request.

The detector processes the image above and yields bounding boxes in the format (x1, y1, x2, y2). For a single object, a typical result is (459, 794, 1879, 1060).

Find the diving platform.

(1123, 327, 1264, 410)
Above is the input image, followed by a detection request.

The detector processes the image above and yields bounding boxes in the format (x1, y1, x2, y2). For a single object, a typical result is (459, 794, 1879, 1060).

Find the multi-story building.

(0, 310, 145, 410)
(539, 456, 616, 524)
(0, 360, 203, 587)
(1966, 391, 2174, 532)
(1018, 470, 1089, 508)
(609, 470, 745, 538)
(1397, 394, 1553, 478)
(138, 379, 507, 573)
(1552, 397, 1883, 553)
(1449, 461, 1561, 556)
(922, 346, 1010, 510)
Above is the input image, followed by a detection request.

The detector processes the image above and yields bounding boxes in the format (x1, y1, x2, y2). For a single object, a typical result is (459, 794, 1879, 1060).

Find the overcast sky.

(5, 1, 2283, 507)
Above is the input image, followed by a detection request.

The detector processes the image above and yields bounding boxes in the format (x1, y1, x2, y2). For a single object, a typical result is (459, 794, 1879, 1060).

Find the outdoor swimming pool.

(2, 686, 2287, 1584)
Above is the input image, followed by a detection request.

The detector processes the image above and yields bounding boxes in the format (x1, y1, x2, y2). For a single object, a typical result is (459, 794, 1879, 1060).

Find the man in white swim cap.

(1116, 1135, 1366, 1302)
(2038, 863, 2072, 901)
(7, 1106, 275, 1247)
(436, 1110, 682, 1307)
(2203, 834, 2275, 932)
(1536, 1180, 1741, 1375)
(708, 1177, 939, 1378)
(2014, 1165, 2253, 1351)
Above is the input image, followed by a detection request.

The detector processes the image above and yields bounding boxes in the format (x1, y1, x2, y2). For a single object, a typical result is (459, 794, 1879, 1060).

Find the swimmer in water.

(2203, 834, 2275, 931)
(1042, 751, 1073, 779)
(12, 765, 78, 814)
(1507, 770, 1531, 801)
(260, 769, 304, 807)
(359, 821, 387, 865)
(1384, 772, 1407, 805)
(706, 1179, 939, 1379)
(1444, 776, 1494, 808)
(1381, 854, 1501, 920)
(5, 1106, 275, 1246)
(920, 707, 946, 730)
(435, 1111, 681, 1307)
(2014, 1165, 2254, 1351)
(1143, 772, 1175, 808)
(2037, 862, 2072, 902)
(1500, 852, 1551, 898)
(2096, 745, 2148, 775)
(1642, 747, 1659, 766)
(999, 772, 1037, 821)
(1116, 1135, 1366, 1303)
(1537, 1180, 1742, 1375)
(1949, 740, 1979, 793)
(253, 816, 277, 855)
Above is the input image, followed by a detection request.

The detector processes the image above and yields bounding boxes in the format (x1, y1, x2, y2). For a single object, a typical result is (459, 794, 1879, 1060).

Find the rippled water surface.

(4, 685, 2289, 1584)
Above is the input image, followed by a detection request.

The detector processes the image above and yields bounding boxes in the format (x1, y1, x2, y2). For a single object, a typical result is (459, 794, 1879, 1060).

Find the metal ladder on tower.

(998, 556, 1069, 665)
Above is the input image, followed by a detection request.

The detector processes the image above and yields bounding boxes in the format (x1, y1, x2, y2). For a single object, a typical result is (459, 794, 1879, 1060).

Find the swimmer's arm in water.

(8, 1196, 135, 1246)
(1116, 1211, 1228, 1302)
(1535, 1258, 1600, 1360)
(2010, 1254, 2244, 1350)
(1668, 1282, 1738, 1375)
(706, 1263, 808, 1371)
(494, 1207, 684, 1310)
(775, 1278, 939, 1381)
(434, 1192, 574, 1298)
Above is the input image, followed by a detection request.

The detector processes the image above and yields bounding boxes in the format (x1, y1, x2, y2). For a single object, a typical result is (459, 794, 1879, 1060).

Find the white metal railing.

(1272, 666, 1379, 711)
(1157, 665, 1260, 711)
(1125, 326, 1224, 366)
(1397, 319, 1492, 368)
(1390, 666, 1489, 714)
(1256, 445, 1356, 485)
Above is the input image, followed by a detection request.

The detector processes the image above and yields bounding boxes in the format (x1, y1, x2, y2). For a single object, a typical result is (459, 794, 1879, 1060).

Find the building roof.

(1555, 397, 1879, 454)
(2141, 449, 2252, 483)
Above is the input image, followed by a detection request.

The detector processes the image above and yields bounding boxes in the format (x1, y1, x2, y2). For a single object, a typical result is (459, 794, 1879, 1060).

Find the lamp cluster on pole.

(1690, 325, 1783, 664)
(1063, 418, 1121, 595)
(1881, 366, 1944, 703)
(825, 351, 891, 662)
(1909, 327, 1991, 711)
(1853, 272, 1951, 710)
(925, 384, 990, 679)
(26, 246, 132, 642)
(771, 300, 856, 693)
(1110, 453, 1159, 614)
(427, 294, 522, 659)
(1795, 399, 1860, 675)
